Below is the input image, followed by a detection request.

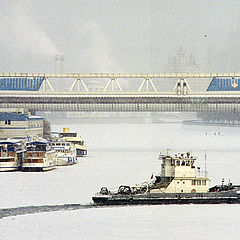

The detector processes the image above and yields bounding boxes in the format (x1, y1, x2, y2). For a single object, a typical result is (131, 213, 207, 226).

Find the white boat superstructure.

(60, 136, 87, 157)
(0, 139, 25, 171)
(50, 140, 77, 166)
(58, 128, 87, 157)
(23, 139, 56, 171)
(149, 151, 209, 194)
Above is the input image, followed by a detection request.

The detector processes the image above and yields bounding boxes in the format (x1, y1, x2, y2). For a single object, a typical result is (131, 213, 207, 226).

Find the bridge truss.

(1, 73, 240, 112)
(0, 72, 240, 94)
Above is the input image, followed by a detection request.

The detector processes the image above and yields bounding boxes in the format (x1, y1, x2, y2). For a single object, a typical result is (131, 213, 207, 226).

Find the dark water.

(0, 204, 97, 219)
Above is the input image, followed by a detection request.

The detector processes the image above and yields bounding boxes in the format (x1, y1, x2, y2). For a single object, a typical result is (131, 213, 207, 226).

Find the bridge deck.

(1, 96, 240, 112)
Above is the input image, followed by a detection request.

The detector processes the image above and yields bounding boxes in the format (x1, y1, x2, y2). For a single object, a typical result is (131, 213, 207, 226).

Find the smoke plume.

(0, 4, 62, 57)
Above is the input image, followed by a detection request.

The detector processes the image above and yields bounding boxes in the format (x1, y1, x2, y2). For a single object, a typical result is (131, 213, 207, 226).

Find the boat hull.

(0, 166, 20, 172)
(22, 162, 56, 171)
(22, 166, 56, 172)
(93, 192, 240, 205)
(56, 156, 76, 166)
(0, 162, 21, 171)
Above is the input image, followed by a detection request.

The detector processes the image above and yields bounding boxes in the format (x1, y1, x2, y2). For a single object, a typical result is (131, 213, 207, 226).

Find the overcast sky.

(1, 0, 240, 73)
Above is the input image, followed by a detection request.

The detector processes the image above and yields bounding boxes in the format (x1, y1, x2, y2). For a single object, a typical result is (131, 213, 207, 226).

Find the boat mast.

(204, 150, 207, 178)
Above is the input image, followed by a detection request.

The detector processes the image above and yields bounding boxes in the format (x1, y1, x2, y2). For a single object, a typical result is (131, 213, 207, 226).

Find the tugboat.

(93, 151, 240, 205)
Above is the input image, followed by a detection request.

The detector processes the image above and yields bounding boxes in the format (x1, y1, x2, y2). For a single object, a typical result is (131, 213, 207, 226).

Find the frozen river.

(1, 121, 240, 239)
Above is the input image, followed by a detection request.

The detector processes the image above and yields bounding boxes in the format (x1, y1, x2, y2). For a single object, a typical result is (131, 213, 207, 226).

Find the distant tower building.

(165, 47, 200, 73)
(60, 55, 64, 73)
(55, 55, 59, 73)
(55, 55, 65, 73)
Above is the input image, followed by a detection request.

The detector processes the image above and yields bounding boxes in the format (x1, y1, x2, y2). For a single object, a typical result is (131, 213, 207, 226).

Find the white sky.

(0, 0, 240, 73)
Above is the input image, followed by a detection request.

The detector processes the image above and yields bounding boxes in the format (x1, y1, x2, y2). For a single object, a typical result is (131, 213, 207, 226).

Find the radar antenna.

(159, 148, 171, 160)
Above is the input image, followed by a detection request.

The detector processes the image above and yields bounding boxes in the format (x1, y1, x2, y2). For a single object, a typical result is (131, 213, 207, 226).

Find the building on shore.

(164, 47, 200, 73)
(0, 111, 43, 141)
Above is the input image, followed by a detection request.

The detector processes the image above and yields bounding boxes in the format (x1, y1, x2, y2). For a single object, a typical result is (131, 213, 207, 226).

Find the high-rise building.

(164, 47, 200, 73)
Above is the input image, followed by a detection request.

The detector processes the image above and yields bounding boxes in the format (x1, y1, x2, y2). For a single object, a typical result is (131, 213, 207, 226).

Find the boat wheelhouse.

(23, 139, 56, 171)
(0, 139, 25, 171)
(151, 152, 209, 194)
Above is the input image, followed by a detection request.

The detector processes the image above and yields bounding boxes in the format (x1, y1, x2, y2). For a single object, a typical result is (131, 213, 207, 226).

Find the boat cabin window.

(0, 145, 7, 152)
(176, 160, 180, 166)
(181, 161, 185, 166)
(0, 158, 15, 162)
(197, 180, 201, 185)
(56, 143, 61, 146)
(8, 146, 15, 152)
(5, 120, 11, 125)
(186, 161, 190, 166)
(190, 161, 194, 166)
(192, 180, 196, 185)
(51, 143, 55, 146)
(202, 180, 206, 185)
(62, 143, 65, 146)
(67, 143, 70, 146)
(27, 145, 46, 152)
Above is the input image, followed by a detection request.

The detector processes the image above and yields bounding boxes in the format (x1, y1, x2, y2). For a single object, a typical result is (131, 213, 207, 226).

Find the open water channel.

(1, 120, 240, 239)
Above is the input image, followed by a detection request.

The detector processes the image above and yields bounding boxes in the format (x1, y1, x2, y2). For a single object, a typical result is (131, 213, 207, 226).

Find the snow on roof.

(0, 112, 43, 121)
(0, 139, 22, 145)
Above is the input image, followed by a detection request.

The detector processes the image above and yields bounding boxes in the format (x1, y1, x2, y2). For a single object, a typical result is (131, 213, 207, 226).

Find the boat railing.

(0, 152, 15, 157)
(26, 152, 45, 158)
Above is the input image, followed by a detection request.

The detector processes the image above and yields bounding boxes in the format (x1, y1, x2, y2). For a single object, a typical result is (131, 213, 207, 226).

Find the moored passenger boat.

(50, 140, 77, 166)
(57, 128, 87, 157)
(22, 139, 56, 171)
(61, 136, 87, 157)
(93, 151, 240, 205)
(0, 139, 25, 171)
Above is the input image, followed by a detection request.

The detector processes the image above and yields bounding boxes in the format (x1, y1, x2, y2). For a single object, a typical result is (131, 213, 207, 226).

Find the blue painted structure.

(0, 112, 43, 121)
(0, 77, 44, 91)
(207, 77, 240, 91)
